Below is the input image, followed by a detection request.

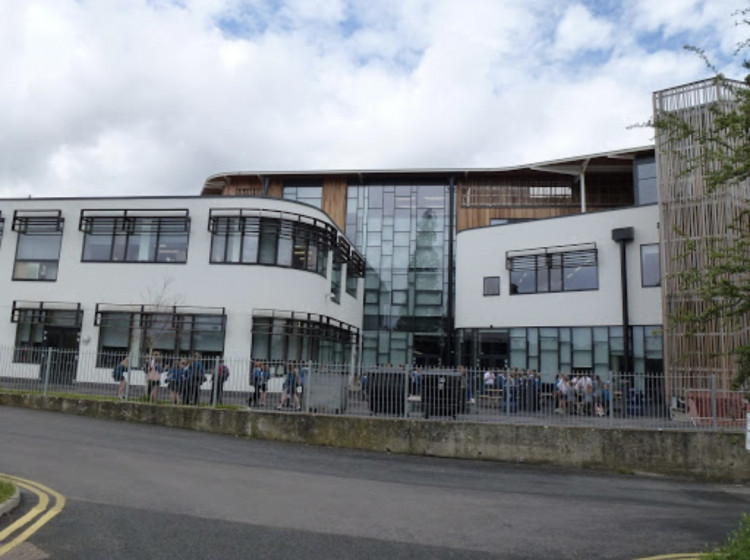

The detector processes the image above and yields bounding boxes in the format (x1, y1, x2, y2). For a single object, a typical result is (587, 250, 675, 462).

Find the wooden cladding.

(321, 177, 347, 231)
(655, 79, 750, 389)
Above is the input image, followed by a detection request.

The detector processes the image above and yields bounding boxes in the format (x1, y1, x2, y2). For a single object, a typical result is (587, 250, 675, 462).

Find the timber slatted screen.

(654, 79, 750, 392)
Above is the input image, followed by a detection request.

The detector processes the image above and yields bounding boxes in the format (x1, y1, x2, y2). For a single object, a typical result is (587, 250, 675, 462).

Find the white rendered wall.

(455, 205, 661, 330)
(0, 196, 363, 385)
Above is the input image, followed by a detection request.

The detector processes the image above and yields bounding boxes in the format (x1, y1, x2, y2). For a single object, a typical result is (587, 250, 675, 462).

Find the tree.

(651, 9, 750, 392)
(139, 275, 184, 358)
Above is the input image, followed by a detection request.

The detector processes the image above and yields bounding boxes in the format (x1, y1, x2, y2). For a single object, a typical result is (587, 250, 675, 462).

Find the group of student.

(112, 351, 230, 405)
(248, 360, 307, 410)
(554, 372, 610, 416)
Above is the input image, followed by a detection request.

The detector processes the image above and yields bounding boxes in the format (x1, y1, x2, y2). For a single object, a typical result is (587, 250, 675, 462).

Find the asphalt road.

(1, 406, 749, 559)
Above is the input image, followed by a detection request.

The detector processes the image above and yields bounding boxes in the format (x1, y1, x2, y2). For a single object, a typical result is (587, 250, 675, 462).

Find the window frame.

(12, 210, 64, 282)
(640, 243, 661, 287)
(79, 209, 190, 264)
(483, 276, 501, 296)
(94, 303, 226, 368)
(507, 243, 598, 295)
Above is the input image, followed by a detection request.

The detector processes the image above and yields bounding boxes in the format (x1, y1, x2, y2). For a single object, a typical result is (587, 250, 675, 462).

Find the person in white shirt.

(483, 369, 496, 393)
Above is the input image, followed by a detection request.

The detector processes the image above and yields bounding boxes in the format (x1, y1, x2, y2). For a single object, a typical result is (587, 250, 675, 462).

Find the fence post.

(125, 365, 131, 400)
(211, 370, 218, 407)
(608, 371, 614, 426)
(711, 374, 718, 431)
(403, 368, 409, 418)
(42, 347, 53, 396)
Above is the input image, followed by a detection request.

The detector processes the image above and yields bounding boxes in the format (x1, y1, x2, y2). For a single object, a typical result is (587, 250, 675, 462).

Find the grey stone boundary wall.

(2, 393, 749, 483)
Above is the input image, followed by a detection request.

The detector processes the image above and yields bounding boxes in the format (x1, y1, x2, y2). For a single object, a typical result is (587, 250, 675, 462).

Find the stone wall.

(2, 394, 748, 483)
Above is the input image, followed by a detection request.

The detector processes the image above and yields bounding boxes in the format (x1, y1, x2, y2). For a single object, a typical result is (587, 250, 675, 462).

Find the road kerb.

(0, 475, 66, 557)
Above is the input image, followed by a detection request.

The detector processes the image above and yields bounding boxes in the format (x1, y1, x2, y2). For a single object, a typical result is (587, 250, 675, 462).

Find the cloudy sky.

(2, 0, 747, 198)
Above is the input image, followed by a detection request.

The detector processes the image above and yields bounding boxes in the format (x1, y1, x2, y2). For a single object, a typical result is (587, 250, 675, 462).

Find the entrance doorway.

(41, 326, 80, 385)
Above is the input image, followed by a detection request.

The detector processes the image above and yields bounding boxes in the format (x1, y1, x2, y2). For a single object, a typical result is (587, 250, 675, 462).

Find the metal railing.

(0, 348, 747, 432)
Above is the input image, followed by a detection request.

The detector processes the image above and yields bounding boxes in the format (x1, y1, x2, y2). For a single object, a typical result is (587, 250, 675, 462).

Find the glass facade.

(346, 182, 451, 366)
(457, 325, 663, 381)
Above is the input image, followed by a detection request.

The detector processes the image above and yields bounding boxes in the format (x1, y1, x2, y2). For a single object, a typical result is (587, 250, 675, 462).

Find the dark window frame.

(94, 303, 226, 368)
(12, 210, 65, 282)
(11, 300, 82, 363)
(79, 209, 190, 264)
(640, 243, 661, 287)
(507, 243, 598, 295)
(483, 276, 501, 296)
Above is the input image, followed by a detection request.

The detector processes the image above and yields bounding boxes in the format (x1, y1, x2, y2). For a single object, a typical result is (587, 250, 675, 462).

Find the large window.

(507, 243, 598, 295)
(13, 210, 64, 281)
(95, 304, 226, 367)
(80, 209, 190, 263)
(251, 311, 359, 364)
(641, 244, 660, 287)
(209, 208, 337, 277)
(11, 301, 82, 363)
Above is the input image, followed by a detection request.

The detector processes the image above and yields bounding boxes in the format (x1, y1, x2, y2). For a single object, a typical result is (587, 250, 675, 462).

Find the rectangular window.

(12, 301, 82, 363)
(483, 276, 500, 296)
(282, 184, 323, 209)
(95, 305, 226, 367)
(507, 244, 598, 295)
(640, 243, 660, 287)
(330, 260, 342, 304)
(79, 209, 189, 263)
(13, 211, 64, 281)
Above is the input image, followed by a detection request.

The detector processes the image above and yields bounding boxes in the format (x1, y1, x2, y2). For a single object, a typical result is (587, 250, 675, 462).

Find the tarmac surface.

(1, 405, 749, 559)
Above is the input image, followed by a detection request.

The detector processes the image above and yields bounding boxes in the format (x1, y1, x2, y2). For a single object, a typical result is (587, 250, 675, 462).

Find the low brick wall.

(2, 393, 748, 483)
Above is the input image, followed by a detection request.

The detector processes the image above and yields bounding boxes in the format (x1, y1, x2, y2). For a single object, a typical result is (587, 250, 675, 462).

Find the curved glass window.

(251, 311, 359, 364)
(209, 209, 337, 277)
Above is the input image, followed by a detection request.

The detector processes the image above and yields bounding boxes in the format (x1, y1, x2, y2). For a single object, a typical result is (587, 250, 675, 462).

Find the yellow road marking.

(0, 481, 49, 541)
(0, 474, 66, 557)
(635, 554, 702, 560)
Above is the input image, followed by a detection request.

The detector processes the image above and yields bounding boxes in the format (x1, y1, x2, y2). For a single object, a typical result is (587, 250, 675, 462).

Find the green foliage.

(0, 479, 15, 503)
(700, 514, 750, 560)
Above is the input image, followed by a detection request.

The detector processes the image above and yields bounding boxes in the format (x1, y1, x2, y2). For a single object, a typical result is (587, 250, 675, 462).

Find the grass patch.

(0, 480, 16, 503)
(701, 514, 750, 559)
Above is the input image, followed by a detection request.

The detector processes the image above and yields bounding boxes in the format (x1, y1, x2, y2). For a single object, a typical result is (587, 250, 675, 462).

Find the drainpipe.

(447, 176, 456, 367)
(612, 227, 634, 373)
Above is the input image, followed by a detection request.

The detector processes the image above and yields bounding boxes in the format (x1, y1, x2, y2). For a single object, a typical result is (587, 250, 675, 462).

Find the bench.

(476, 389, 503, 408)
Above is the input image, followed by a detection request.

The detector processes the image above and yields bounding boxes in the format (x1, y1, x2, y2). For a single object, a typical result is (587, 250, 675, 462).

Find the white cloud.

(553, 4, 616, 57)
(0, 0, 747, 198)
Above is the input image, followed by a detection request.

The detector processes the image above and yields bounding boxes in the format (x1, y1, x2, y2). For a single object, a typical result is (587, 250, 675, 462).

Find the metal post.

(42, 347, 53, 396)
(608, 371, 614, 426)
(403, 367, 409, 418)
(125, 366, 131, 400)
(711, 374, 718, 431)
(211, 370, 218, 407)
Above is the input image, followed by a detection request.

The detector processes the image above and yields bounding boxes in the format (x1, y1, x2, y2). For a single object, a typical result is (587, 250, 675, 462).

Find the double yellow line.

(0, 474, 65, 557)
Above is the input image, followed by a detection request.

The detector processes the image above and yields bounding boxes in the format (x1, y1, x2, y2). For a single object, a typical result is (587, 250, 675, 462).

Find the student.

(146, 351, 164, 403)
(277, 362, 301, 411)
(112, 356, 129, 400)
(215, 359, 230, 405)
(250, 361, 269, 406)
(166, 359, 186, 404)
(186, 352, 205, 405)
